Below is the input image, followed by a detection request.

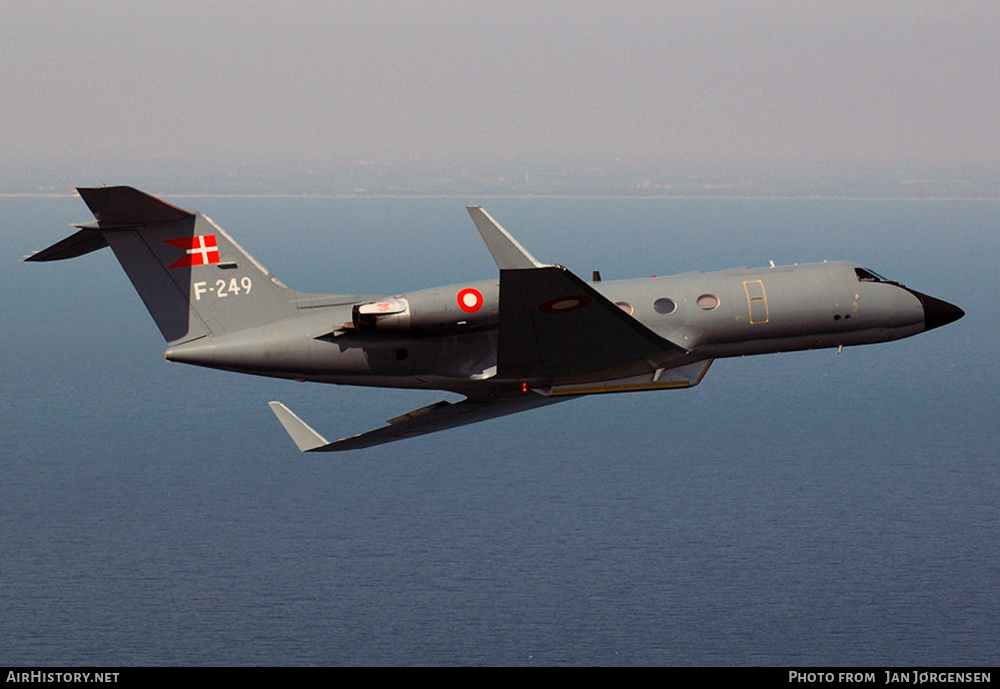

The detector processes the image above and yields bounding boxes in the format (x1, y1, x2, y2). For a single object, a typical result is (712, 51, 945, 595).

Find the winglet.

(466, 206, 545, 270)
(268, 401, 330, 452)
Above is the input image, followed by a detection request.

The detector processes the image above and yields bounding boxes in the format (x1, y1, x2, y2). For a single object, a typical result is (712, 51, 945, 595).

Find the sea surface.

(1, 195, 997, 666)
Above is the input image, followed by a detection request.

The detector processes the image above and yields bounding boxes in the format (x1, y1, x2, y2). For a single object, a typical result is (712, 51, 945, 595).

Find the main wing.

(469, 206, 687, 383)
(269, 394, 565, 452)
(270, 206, 693, 453)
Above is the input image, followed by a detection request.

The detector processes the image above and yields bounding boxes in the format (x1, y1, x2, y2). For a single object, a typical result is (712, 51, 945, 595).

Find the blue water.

(2, 196, 997, 666)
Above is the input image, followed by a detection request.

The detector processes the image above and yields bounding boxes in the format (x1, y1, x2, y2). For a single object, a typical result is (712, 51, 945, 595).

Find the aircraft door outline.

(743, 279, 769, 324)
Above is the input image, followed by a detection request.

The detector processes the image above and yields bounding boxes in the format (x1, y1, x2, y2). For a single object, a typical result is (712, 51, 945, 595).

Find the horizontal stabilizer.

(24, 227, 108, 262)
(25, 186, 193, 262)
(268, 394, 567, 452)
(77, 186, 194, 225)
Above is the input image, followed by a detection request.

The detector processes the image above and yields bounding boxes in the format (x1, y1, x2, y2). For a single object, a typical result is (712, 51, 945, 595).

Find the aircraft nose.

(904, 288, 965, 332)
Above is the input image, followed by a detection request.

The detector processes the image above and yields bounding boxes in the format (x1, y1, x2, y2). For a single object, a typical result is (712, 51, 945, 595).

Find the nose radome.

(904, 288, 965, 332)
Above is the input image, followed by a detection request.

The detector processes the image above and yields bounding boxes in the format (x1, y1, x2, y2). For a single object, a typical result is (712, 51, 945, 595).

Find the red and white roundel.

(457, 288, 484, 313)
(538, 294, 592, 314)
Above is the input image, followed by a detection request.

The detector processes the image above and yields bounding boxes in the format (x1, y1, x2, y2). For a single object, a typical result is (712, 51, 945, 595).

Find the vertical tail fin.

(27, 186, 300, 345)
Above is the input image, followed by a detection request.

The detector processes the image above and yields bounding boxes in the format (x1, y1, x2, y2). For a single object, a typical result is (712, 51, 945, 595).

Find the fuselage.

(164, 260, 960, 393)
(32, 188, 965, 450)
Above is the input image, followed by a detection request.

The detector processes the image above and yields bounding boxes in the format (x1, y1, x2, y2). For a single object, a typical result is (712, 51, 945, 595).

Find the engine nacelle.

(352, 298, 410, 331)
(351, 288, 497, 334)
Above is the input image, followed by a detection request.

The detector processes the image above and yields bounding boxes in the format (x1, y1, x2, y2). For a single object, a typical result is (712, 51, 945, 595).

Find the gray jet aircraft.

(27, 187, 964, 451)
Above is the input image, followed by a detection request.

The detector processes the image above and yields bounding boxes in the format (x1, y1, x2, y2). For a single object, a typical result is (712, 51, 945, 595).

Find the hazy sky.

(3, 1, 998, 184)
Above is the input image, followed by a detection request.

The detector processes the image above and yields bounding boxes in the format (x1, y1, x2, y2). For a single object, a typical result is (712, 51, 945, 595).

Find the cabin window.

(653, 297, 677, 315)
(615, 301, 634, 315)
(697, 294, 720, 310)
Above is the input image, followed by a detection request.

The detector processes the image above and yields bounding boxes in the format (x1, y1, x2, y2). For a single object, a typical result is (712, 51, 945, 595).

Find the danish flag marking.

(165, 235, 221, 269)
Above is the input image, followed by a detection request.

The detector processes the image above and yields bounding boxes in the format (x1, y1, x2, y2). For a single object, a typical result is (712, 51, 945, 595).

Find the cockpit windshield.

(855, 267, 902, 286)
(855, 267, 889, 283)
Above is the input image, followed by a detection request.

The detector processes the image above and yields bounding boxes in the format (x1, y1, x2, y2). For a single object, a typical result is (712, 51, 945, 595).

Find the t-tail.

(25, 186, 300, 346)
